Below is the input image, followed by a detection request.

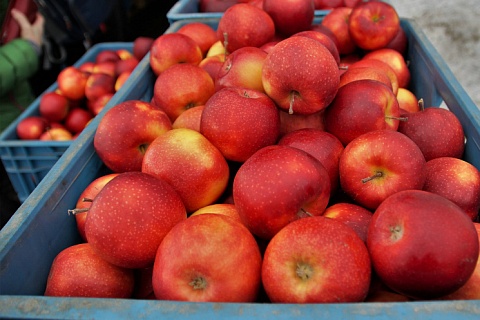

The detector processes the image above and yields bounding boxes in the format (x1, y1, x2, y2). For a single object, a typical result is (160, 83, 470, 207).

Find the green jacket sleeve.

(0, 39, 39, 96)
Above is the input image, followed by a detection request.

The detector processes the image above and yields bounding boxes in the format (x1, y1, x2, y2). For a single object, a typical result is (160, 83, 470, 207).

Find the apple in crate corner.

(16, 116, 47, 140)
(262, 35, 340, 115)
(44, 243, 135, 298)
(339, 130, 426, 210)
(233, 145, 331, 240)
(367, 190, 479, 299)
(142, 128, 230, 213)
(70, 173, 120, 242)
(85, 172, 187, 269)
(262, 216, 371, 303)
(398, 106, 465, 161)
(57, 66, 89, 101)
(217, 3, 275, 53)
(324, 79, 401, 146)
(152, 214, 262, 302)
(94, 100, 172, 173)
(422, 157, 480, 221)
(215, 46, 267, 93)
(348, 1, 400, 51)
(263, 0, 315, 37)
(200, 87, 280, 163)
(39, 91, 70, 123)
(153, 64, 215, 122)
(149, 33, 203, 76)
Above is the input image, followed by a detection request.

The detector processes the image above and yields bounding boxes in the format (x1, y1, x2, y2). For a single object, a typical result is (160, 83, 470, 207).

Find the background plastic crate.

(1, 18, 480, 319)
(167, 0, 331, 23)
(0, 42, 133, 203)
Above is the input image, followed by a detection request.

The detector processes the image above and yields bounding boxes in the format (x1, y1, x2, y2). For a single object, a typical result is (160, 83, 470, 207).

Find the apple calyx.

(189, 275, 208, 290)
(390, 225, 403, 241)
(361, 171, 383, 183)
(296, 262, 314, 281)
(297, 208, 313, 218)
(418, 98, 425, 111)
(289, 92, 300, 114)
(138, 143, 149, 155)
(68, 208, 89, 215)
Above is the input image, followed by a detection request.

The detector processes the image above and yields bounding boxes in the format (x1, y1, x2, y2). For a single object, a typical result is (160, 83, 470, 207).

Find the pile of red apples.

(44, 0, 480, 305)
(14, 37, 154, 141)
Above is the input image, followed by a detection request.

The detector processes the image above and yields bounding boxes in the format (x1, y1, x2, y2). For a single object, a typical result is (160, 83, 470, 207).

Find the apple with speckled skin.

(16, 116, 48, 140)
(57, 66, 89, 101)
(321, 7, 356, 55)
(347, 58, 399, 95)
(367, 190, 479, 299)
(363, 48, 411, 88)
(200, 87, 280, 162)
(422, 157, 480, 221)
(177, 22, 218, 57)
(398, 107, 465, 161)
(172, 105, 204, 132)
(262, 36, 340, 115)
(190, 203, 242, 224)
(278, 128, 344, 192)
(152, 213, 262, 302)
(84, 172, 187, 269)
(142, 128, 230, 213)
(262, 216, 371, 303)
(44, 243, 135, 298)
(322, 202, 373, 242)
(263, 0, 314, 37)
(39, 91, 70, 123)
(324, 79, 401, 146)
(291, 30, 340, 65)
(338, 66, 393, 91)
(396, 88, 420, 113)
(94, 100, 172, 173)
(339, 130, 426, 210)
(233, 145, 331, 240)
(153, 63, 215, 122)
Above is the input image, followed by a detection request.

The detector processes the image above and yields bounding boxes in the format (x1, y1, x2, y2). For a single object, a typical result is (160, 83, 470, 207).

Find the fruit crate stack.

(1, 13, 480, 320)
(0, 43, 134, 203)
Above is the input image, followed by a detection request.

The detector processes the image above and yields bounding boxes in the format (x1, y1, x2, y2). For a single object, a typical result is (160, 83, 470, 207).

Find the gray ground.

(390, 0, 480, 108)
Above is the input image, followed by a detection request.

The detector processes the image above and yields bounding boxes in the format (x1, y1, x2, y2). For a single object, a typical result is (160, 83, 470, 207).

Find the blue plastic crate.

(167, 0, 331, 24)
(0, 42, 134, 203)
(0, 18, 479, 319)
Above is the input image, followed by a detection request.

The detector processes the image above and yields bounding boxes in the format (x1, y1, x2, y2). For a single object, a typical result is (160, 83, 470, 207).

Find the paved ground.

(390, 0, 480, 107)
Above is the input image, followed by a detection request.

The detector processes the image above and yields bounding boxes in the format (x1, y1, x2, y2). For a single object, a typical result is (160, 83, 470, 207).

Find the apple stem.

(361, 171, 383, 183)
(289, 93, 295, 114)
(418, 98, 424, 111)
(299, 208, 313, 218)
(223, 32, 229, 58)
(189, 276, 207, 290)
(67, 208, 89, 215)
(385, 115, 409, 121)
(339, 65, 349, 70)
(82, 198, 93, 203)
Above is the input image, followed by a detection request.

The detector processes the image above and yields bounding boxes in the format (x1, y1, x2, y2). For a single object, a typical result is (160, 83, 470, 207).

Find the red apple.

(64, 107, 93, 134)
(153, 63, 215, 122)
(199, 54, 225, 81)
(396, 87, 420, 113)
(85, 72, 116, 102)
(347, 58, 399, 95)
(439, 223, 480, 300)
(217, 3, 275, 53)
(263, 0, 315, 37)
(78, 61, 95, 74)
(278, 128, 344, 192)
(87, 93, 114, 116)
(324, 79, 401, 146)
(215, 46, 267, 93)
(39, 127, 73, 141)
(149, 33, 203, 76)
(84, 172, 187, 269)
(115, 56, 139, 76)
(200, 87, 280, 162)
(152, 214, 262, 302)
(339, 130, 426, 210)
(310, 23, 341, 51)
(338, 66, 393, 91)
(94, 100, 172, 173)
(397, 107, 465, 161)
(262, 216, 371, 302)
(422, 157, 480, 221)
(348, 1, 400, 51)
(385, 25, 408, 54)
(190, 203, 242, 224)
(142, 128, 230, 213)
(133, 36, 154, 60)
(278, 109, 326, 137)
(206, 40, 225, 58)
(57, 66, 89, 101)
(177, 22, 218, 57)
(200, 0, 239, 12)
(116, 49, 134, 60)
(262, 36, 340, 115)
(314, 0, 343, 9)
(321, 7, 357, 55)
(70, 173, 120, 242)
(291, 30, 340, 65)
(363, 48, 411, 88)
(44, 243, 135, 298)
(95, 49, 120, 64)
(39, 91, 70, 123)
(233, 145, 331, 240)
(322, 202, 373, 242)
(171, 105, 204, 132)
(16, 116, 48, 140)
(367, 189, 479, 299)
(114, 71, 132, 92)
(92, 61, 116, 77)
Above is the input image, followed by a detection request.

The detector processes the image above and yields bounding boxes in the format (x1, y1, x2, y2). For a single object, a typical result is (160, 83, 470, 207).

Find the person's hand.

(10, 8, 45, 48)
